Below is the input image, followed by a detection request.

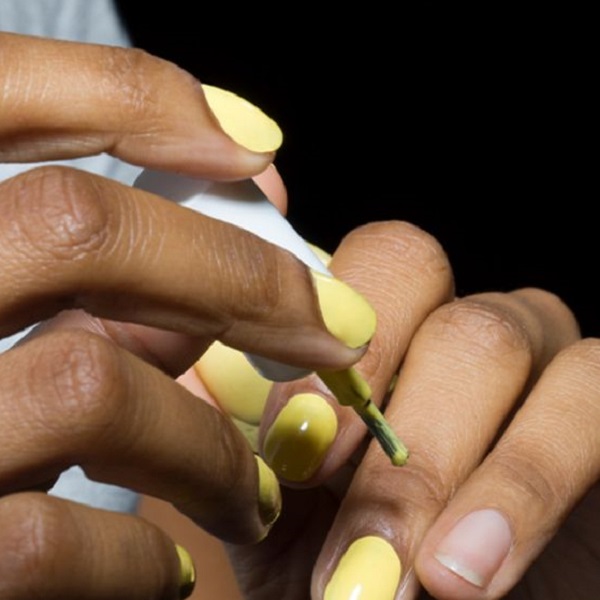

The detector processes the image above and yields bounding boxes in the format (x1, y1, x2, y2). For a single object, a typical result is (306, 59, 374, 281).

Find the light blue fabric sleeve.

(0, 0, 130, 45)
(1, 0, 142, 514)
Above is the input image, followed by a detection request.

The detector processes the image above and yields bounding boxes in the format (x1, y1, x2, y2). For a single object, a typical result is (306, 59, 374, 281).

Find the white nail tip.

(435, 553, 485, 588)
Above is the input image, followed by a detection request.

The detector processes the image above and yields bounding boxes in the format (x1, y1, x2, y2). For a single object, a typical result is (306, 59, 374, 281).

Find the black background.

(115, 3, 596, 336)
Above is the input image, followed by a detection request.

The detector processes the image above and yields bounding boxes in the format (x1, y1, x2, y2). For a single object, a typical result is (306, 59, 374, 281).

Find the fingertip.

(181, 82, 282, 180)
(113, 56, 278, 180)
(253, 164, 288, 214)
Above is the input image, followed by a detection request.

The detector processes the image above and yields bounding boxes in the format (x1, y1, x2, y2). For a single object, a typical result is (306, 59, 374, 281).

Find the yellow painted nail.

(311, 271, 377, 349)
(194, 341, 272, 425)
(175, 544, 196, 599)
(324, 536, 401, 600)
(255, 455, 281, 531)
(263, 393, 337, 482)
(202, 84, 283, 153)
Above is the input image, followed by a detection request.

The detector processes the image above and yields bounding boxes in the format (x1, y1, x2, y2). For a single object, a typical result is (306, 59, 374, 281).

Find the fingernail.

(255, 455, 282, 531)
(324, 536, 401, 600)
(434, 509, 512, 588)
(263, 393, 337, 482)
(311, 271, 377, 349)
(195, 341, 272, 425)
(202, 84, 283, 153)
(175, 544, 196, 599)
(195, 342, 272, 452)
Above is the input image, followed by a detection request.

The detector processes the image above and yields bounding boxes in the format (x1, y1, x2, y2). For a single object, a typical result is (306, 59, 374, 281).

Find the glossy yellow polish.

(175, 544, 196, 599)
(263, 393, 337, 482)
(195, 341, 272, 451)
(324, 537, 401, 600)
(311, 270, 377, 350)
(202, 84, 283, 153)
(255, 455, 282, 531)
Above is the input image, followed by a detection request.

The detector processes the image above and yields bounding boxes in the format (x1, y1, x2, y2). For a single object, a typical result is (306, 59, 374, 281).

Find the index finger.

(0, 166, 365, 372)
(0, 32, 273, 179)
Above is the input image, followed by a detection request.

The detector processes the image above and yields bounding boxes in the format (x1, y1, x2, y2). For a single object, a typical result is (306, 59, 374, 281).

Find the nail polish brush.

(134, 170, 409, 466)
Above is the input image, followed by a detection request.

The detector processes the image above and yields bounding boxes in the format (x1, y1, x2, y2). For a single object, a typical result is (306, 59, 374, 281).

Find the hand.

(0, 33, 368, 598)
(198, 220, 598, 599)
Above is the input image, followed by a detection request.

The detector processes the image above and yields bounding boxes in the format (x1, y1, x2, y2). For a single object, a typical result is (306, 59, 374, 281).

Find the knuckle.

(489, 449, 566, 518)
(6, 166, 112, 262)
(338, 221, 453, 347)
(31, 330, 124, 442)
(369, 457, 452, 519)
(100, 46, 196, 126)
(100, 46, 156, 117)
(404, 462, 452, 511)
(0, 494, 73, 591)
(429, 297, 533, 361)
(345, 220, 453, 284)
(551, 337, 600, 401)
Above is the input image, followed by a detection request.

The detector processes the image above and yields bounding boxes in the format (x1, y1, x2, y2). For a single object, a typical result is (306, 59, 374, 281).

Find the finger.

(0, 32, 271, 179)
(0, 166, 367, 372)
(0, 329, 280, 543)
(15, 162, 288, 377)
(20, 308, 210, 379)
(311, 288, 580, 599)
(416, 336, 599, 599)
(0, 492, 194, 599)
(258, 221, 454, 483)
